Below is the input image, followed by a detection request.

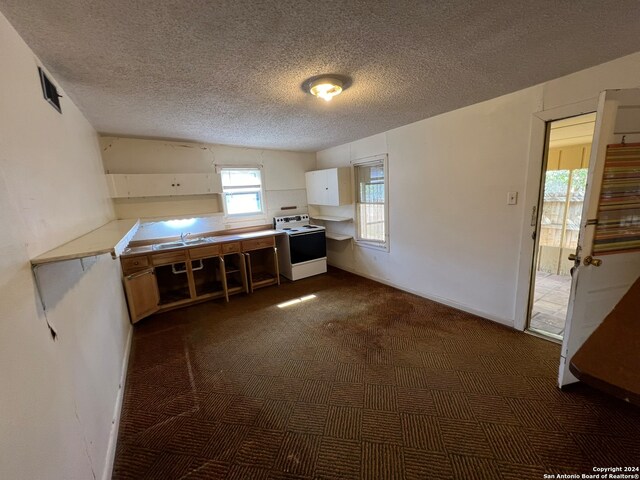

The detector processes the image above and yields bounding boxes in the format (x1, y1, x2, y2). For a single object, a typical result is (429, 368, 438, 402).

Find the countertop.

(122, 229, 284, 257)
(31, 219, 140, 265)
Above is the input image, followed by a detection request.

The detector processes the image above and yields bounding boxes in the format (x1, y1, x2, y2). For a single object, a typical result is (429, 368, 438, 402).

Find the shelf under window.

(310, 215, 352, 222)
(326, 232, 352, 241)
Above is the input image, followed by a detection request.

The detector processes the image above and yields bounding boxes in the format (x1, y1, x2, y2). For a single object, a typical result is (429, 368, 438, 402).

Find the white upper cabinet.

(125, 174, 172, 197)
(105, 173, 222, 198)
(174, 173, 223, 195)
(305, 170, 328, 205)
(106, 174, 129, 198)
(305, 167, 351, 206)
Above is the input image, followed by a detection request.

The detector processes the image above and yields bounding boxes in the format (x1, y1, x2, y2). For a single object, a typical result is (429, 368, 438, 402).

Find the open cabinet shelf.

(325, 232, 352, 241)
(310, 215, 352, 222)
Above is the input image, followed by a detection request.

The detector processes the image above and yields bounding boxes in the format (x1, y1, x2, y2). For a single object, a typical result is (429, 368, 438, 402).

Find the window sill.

(224, 211, 265, 219)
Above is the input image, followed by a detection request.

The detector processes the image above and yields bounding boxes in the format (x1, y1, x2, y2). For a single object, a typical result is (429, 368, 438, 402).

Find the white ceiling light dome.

(302, 74, 352, 102)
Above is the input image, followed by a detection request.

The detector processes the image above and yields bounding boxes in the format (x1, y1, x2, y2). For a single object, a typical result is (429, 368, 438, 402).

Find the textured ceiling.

(2, 1, 640, 152)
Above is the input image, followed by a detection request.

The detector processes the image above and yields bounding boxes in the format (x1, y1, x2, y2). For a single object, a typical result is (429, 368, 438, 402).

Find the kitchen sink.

(152, 241, 185, 250)
(184, 238, 212, 245)
(152, 237, 213, 250)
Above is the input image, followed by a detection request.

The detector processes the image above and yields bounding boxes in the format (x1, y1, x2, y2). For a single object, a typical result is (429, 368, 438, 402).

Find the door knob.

(583, 255, 603, 267)
(568, 254, 579, 261)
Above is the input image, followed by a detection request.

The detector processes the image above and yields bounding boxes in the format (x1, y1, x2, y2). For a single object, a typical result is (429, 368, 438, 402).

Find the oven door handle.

(289, 231, 325, 237)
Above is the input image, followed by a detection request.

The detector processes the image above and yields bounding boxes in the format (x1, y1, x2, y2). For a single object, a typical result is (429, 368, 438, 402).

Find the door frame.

(513, 98, 599, 331)
(524, 118, 561, 340)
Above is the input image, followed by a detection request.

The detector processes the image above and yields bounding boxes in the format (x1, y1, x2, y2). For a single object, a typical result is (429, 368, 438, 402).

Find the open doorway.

(527, 113, 596, 340)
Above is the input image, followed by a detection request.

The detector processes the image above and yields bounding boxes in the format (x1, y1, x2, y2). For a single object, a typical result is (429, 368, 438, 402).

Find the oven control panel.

(274, 214, 309, 226)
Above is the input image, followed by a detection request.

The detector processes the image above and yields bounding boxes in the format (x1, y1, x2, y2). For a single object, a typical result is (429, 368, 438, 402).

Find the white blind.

(355, 160, 385, 243)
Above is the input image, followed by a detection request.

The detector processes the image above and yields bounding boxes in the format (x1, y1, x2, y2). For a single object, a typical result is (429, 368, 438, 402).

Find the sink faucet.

(180, 232, 191, 242)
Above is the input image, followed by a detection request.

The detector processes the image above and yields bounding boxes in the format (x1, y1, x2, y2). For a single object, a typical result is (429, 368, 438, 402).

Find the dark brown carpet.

(113, 267, 640, 480)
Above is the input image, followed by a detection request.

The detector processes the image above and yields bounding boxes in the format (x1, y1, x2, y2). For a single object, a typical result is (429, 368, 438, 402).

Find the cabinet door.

(175, 173, 221, 195)
(305, 170, 328, 205)
(123, 268, 160, 323)
(335, 167, 352, 205)
(324, 167, 352, 206)
(126, 174, 176, 197)
(324, 168, 340, 206)
(105, 174, 129, 198)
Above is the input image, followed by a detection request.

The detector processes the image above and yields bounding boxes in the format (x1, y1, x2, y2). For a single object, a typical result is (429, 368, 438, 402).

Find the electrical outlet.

(507, 191, 518, 205)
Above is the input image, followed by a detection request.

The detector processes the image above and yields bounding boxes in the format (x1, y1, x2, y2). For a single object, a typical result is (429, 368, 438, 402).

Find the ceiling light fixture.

(302, 74, 352, 102)
(310, 78, 342, 102)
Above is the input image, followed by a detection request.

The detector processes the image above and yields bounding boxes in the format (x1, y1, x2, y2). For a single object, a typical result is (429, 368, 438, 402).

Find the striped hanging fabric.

(593, 143, 640, 254)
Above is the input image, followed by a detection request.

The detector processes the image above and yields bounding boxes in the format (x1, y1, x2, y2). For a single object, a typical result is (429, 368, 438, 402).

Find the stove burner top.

(274, 214, 325, 233)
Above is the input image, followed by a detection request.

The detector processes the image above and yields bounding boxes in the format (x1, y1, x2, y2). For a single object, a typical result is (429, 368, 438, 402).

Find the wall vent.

(38, 67, 62, 113)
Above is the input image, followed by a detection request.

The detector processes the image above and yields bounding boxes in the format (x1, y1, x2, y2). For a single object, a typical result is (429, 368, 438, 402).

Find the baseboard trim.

(101, 325, 133, 480)
(329, 263, 515, 329)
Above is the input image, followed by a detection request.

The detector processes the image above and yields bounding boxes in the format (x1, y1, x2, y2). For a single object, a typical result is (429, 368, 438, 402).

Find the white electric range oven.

(274, 214, 327, 280)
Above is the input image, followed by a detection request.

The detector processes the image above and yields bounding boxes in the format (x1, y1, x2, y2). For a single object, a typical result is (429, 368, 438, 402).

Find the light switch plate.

(507, 191, 518, 205)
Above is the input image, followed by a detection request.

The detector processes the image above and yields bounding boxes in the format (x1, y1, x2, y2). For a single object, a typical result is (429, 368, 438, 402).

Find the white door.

(126, 174, 175, 197)
(305, 170, 328, 205)
(175, 173, 220, 195)
(559, 88, 640, 386)
(324, 168, 340, 206)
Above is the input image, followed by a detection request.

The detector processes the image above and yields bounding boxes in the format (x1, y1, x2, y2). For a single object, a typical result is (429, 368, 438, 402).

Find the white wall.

(101, 137, 316, 228)
(0, 11, 131, 480)
(316, 51, 640, 328)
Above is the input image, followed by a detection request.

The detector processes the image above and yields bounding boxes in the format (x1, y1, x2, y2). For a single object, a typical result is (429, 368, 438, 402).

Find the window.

(220, 168, 264, 216)
(355, 155, 388, 248)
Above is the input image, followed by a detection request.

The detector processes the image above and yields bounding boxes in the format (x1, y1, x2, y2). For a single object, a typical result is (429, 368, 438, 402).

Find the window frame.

(353, 154, 389, 251)
(219, 166, 266, 219)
